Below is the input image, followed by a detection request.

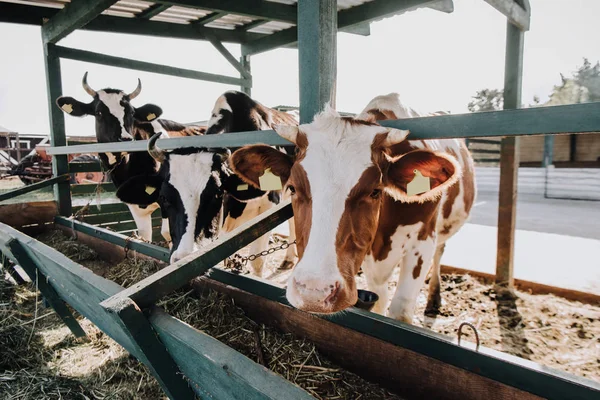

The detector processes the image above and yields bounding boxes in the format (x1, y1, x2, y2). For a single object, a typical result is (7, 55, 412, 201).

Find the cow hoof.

(278, 260, 295, 270)
(425, 295, 443, 315)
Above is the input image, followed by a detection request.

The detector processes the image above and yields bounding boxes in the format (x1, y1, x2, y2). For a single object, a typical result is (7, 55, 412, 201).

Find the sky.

(0, 0, 599, 136)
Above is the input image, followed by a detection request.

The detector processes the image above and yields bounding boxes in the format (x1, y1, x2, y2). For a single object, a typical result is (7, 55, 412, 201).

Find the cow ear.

(56, 96, 93, 117)
(116, 175, 163, 205)
(230, 145, 293, 189)
(134, 104, 163, 122)
(384, 150, 461, 203)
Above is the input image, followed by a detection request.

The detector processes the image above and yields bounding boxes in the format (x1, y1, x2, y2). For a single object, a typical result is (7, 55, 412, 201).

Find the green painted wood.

(54, 217, 170, 261)
(471, 149, 501, 154)
(47, 102, 600, 156)
(136, 4, 171, 19)
(71, 182, 116, 195)
(157, 0, 297, 24)
(192, 12, 227, 25)
(207, 34, 252, 80)
(82, 211, 137, 225)
(105, 201, 293, 309)
(69, 161, 103, 173)
(101, 298, 196, 399)
(150, 309, 313, 399)
(238, 19, 268, 32)
(99, 217, 162, 234)
(542, 135, 555, 167)
(73, 202, 129, 214)
(496, 20, 524, 288)
(298, 0, 337, 123)
(483, 0, 530, 31)
(207, 268, 600, 400)
(241, 55, 252, 96)
(55, 45, 249, 87)
(44, 43, 72, 217)
(7, 239, 86, 338)
(0, 2, 59, 25)
(1, 250, 26, 285)
(0, 175, 68, 202)
(468, 139, 502, 145)
(41, 0, 118, 43)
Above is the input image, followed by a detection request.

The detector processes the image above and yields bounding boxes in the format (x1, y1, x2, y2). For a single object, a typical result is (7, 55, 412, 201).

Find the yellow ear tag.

(145, 186, 156, 195)
(61, 104, 73, 114)
(407, 170, 430, 196)
(147, 113, 157, 121)
(237, 184, 249, 191)
(259, 168, 282, 191)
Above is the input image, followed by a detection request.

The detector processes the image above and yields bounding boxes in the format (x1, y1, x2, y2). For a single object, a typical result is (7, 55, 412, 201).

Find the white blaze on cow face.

(97, 91, 133, 140)
(207, 94, 233, 133)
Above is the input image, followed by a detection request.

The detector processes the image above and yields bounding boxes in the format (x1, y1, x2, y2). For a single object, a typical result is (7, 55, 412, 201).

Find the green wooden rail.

(0, 174, 69, 202)
(46, 102, 600, 156)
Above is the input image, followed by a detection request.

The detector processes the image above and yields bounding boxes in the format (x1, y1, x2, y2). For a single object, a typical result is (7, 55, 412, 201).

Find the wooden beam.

(156, 0, 297, 24)
(483, 0, 530, 31)
(103, 201, 293, 309)
(7, 239, 87, 338)
(238, 19, 268, 32)
(0, 2, 59, 26)
(54, 45, 249, 87)
(101, 297, 196, 399)
(191, 12, 227, 25)
(43, 43, 71, 217)
(298, 0, 337, 123)
(496, 21, 524, 288)
(542, 135, 554, 167)
(0, 201, 57, 229)
(136, 4, 171, 19)
(206, 35, 252, 80)
(46, 101, 600, 156)
(241, 55, 252, 96)
(41, 0, 118, 44)
(0, 174, 68, 202)
(243, 0, 445, 55)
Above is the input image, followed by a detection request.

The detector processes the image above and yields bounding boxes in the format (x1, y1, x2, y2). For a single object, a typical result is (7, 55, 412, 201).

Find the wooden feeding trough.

(1, 0, 600, 399)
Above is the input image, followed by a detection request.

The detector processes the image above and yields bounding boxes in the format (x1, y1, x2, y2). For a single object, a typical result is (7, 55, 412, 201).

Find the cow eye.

(370, 188, 382, 199)
(287, 185, 296, 195)
(96, 110, 102, 117)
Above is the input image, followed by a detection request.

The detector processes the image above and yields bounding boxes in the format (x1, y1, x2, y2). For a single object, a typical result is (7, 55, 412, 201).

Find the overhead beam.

(238, 19, 269, 32)
(136, 4, 171, 19)
(155, 0, 297, 24)
(41, 0, 118, 44)
(243, 0, 448, 55)
(191, 12, 227, 25)
(0, 2, 59, 26)
(206, 35, 252, 80)
(483, 0, 530, 31)
(54, 45, 249, 87)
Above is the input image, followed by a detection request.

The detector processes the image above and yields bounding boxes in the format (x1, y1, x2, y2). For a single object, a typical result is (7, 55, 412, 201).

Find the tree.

(573, 58, 600, 101)
(467, 89, 503, 112)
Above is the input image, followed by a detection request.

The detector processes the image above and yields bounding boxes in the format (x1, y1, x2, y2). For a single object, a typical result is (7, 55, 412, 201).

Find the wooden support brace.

(206, 34, 252, 80)
(7, 239, 86, 338)
(0, 174, 69, 202)
(1, 251, 26, 285)
(101, 297, 196, 399)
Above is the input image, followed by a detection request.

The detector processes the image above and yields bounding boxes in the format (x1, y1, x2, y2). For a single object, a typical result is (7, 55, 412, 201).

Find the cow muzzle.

(286, 277, 355, 314)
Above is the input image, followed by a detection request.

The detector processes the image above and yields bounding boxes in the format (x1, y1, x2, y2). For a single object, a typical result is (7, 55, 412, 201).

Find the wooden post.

(496, 21, 524, 287)
(241, 55, 252, 96)
(43, 42, 72, 216)
(542, 135, 554, 167)
(298, 0, 337, 123)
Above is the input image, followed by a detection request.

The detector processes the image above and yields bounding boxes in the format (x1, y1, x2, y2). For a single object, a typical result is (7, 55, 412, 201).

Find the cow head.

(116, 133, 235, 263)
(56, 72, 163, 143)
(231, 106, 461, 314)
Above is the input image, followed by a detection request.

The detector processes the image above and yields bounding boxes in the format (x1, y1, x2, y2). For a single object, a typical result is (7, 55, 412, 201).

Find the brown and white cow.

(230, 93, 475, 323)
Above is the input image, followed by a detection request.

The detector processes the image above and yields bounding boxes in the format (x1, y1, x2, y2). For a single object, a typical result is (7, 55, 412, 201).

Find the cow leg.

(161, 218, 172, 248)
(425, 243, 445, 313)
(362, 254, 398, 315)
(389, 238, 436, 324)
(127, 203, 156, 242)
(248, 195, 276, 277)
(279, 189, 297, 270)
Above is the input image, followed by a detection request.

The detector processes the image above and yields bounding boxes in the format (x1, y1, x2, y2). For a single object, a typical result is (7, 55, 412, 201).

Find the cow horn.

(82, 72, 97, 97)
(128, 78, 142, 100)
(148, 132, 165, 163)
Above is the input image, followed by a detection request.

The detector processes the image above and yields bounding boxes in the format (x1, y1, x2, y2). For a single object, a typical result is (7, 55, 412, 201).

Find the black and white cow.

(116, 91, 299, 271)
(56, 73, 205, 242)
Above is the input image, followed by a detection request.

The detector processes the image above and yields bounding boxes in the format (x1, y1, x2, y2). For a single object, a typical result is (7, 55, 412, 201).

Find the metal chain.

(224, 239, 296, 274)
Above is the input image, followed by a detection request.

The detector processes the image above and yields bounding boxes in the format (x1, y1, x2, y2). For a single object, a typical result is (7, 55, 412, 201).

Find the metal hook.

(457, 321, 480, 351)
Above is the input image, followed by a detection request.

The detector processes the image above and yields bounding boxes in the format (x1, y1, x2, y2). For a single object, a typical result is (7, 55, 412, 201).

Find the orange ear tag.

(259, 168, 282, 191)
(407, 170, 430, 196)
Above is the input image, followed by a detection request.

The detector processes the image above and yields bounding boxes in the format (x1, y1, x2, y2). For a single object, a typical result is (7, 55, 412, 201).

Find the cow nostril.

(324, 281, 340, 304)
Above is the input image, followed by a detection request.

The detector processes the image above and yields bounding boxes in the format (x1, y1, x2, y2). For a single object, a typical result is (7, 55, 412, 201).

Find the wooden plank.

(496, 21, 524, 288)
(55, 45, 249, 87)
(157, 0, 298, 24)
(298, 0, 337, 123)
(136, 4, 171, 19)
(82, 211, 134, 225)
(483, 0, 530, 31)
(0, 2, 59, 25)
(203, 269, 600, 400)
(192, 12, 227, 25)
(101, 298, 196, 399)
(47, 102, 600, 155)
(44, 43, 71, 217)
(241, 55, 252, 96)
(71, 182, 116, 195)
(104, 201, 293, 309)
(0, 175, 68, 202)
(1, 251, 26, 285)
(73, 202, 129, 215)
(150, 309, 313, 399)
(0, 201, 57, 229)
(7, 239, 86, 338)
(207, 34, 252, 80)
(238, 19, 268, 32)
(468, 138, 502, 145)
(69, 161, 103, 173)
(54, 217, 170, 262)
(41, 0, 118, 43)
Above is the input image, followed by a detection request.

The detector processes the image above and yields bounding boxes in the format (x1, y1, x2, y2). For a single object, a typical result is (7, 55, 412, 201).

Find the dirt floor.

(1, 229, 598, 400)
